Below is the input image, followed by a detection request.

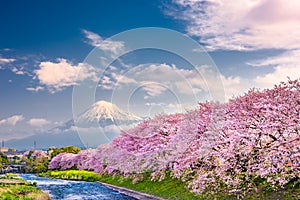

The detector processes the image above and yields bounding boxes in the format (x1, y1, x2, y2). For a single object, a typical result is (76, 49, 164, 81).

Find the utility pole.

(34, 141, 36, 150)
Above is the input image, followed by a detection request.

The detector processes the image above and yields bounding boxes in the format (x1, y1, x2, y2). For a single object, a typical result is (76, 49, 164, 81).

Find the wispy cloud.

(0, 56, 15, 64)
(169, 0, 300, 51)
(27, 118, 51, 127)
(11, 67, 25, 75)
(98, 69, 137, 90)
(248, 50, 300, 67)
(141, 81, 168, 98)
(250, 50, 300, 88)
(82, 29, 125, 55)
(34, 58, 100, 93)
(98, 63, 246, 101)
(0, 115, 24, 126)
(166, 0, 300, 95)
(26, 86, 44, 92)
(127, 63, 210, 96)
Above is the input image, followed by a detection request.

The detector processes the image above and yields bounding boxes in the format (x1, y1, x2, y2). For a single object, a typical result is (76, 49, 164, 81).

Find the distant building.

(6, 151, 24, 161)
(0, 147, 9, 153)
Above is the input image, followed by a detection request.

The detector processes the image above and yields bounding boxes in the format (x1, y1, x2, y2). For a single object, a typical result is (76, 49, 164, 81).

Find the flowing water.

(20, 174, 136, 200)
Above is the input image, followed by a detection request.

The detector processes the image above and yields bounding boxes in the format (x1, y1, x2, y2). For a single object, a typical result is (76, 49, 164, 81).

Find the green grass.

(0, 174, 49, 200)
(0, 185, 49, 200)
(41, 170, 300, 200)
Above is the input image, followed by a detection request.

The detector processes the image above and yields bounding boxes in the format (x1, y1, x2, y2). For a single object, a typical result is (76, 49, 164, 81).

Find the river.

(20, 174, 136, 200)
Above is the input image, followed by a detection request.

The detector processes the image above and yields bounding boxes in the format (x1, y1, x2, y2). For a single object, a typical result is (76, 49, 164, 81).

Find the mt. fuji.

(75, 101, 142, 128)
(53, 100, 142, 131)
(6, 101, 143, 150)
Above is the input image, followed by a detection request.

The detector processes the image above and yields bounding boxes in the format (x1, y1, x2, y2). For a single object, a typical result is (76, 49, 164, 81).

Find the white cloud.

(220, 75, 252, 100)
(133, 63, 179, 82)
(113, 73, 136, 84)
(11, 67, 25, 75)
(97, 62, 254, 102)
(0, 115, 24, 126)
(27, 118, 51, 127)
(145, 102, 163, 106)
(15, 71, 24, 75)
(142, 64, 252, 100)
(98, 75, 114, 90)
(0, 57, 15, 64)
(82, 29, 125, 55)
(26, 86, 44, 92)
(170, 0, 300, 51)
(34, 58, 100, 93)
(194, 65, 251, 100)
(128, 63, 208, 96)
(100, 63, 229, 101)
(244, 50, 300, 88)
(99, 63, 220, 97)
(248, 50, 300, 67)
(145, 102, 187, 113)
(2, 48, 12, 51)
(167, 0, 300, 95)
(99, 71, 137, 90)
(140, 81, 168, 97)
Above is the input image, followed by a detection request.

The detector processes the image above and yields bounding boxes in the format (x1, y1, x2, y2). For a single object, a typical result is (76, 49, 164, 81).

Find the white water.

(20, 174, 136, 200)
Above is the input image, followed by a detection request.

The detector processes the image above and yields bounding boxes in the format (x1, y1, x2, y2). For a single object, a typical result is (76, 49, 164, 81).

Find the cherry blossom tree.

(49, 79, 300, 196)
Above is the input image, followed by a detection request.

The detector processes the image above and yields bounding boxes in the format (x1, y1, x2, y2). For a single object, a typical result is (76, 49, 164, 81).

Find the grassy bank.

(40, 170, 200, 199)
(0, 173, 50, 200)
(40, 170, 300, 200)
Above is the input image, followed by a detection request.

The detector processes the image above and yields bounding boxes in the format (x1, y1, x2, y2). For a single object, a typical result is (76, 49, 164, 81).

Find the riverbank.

(0, 173, 50, 200)
(100, 182, 165, 200)
(41, 170, 300, 199)
(40, 170, 201, 200)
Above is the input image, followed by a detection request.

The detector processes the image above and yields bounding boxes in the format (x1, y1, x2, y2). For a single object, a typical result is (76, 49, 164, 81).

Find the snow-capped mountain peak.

(76, 100, 142, 127)
(42, 101, 143, 148)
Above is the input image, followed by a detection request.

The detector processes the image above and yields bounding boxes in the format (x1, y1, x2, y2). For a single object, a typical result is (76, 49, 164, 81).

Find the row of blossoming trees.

(49, 79, 300, 195)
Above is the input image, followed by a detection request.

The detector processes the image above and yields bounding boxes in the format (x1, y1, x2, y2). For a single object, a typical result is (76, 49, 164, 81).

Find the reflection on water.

(21, 174, 136, 200)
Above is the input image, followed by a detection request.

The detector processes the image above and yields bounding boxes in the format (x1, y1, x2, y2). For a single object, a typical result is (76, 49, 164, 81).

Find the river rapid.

(20, 174, 136, 200)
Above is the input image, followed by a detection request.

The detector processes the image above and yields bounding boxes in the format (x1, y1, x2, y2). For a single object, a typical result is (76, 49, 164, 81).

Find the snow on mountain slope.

(75, 100, 142, 127)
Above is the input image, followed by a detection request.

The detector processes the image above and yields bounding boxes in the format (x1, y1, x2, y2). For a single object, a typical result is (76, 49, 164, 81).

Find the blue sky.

(1, 0, 300, 147)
